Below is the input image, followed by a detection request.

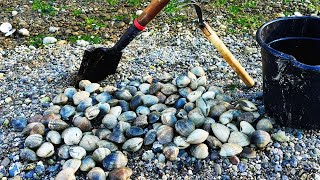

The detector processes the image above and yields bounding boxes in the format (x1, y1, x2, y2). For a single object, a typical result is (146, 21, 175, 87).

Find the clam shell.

(96, 140, 118, 152)
(161, 112, 177, 127)
(94, 128, 112, 140)
(173, 136, 190, 149)
(136, 106, 150, 115)
(96, 92, 112, 103)
(176, 75, 191, 88)
(80, 156, 96, 172)
(219, 143, 243, 157)
(219, 110, 236, 125)
(84, 83, 100, 93)
(98, 103, 110, 114)
(25, 134, 43, 149)
(79, 80, 91, 90)
(55, 168, 76, 180)
(202, 117, 216, 133)
(251, 130, 271, 148)
(109, 106, 122, 118)
(20, 148, 38, 162)
(237, 112, 255, 123)
(161, 83, 177, 95)
(208, 86, 224, 95)
(187, 91, 202, 103)
(114, 90, 133, 101)
(122, 137, 143, 152)
(52, 93, 68, 105)
(174, 98, 187, 109)
(85, 106, 100, 120)
(64, 87, 77, 100)
(238, 99, 257, 112)
(108, 167, 132, 180)
(149, 103, 168, 112)
(139, 83, 150, 94)
(126, 126, 144, 138)
(159, 72, 173, 82)
(175, 120, 195, 137)
(211, 123, 230, 143)
(72, 116, 92, 132)
(118, 111, 137, 122)
(73, 91, 90, 105)
(46, 130, 62, 145)
(216, 94, 232, 103)
(206, 135, 222, 149)
(149, 82, 162, 95)
(240, 147, 257, 159)
(92, 148, 111, 162)
(102, 151, 128, 171)
(141, 95, 159, 107)
(209, 104, 227, 118)
(48, 119, 69, 131)
(107, 128, 127, 144)
(188, 107, 205, 127)
(165, 94, 180, 105)
(186, 129, 209, 144)
(197, 76, 207, 86)
(271, 130, 289, 142)
(240, 121, 255, 136)
(147, 112, 160, 124)
(102, 114, 118, 129)
(69, 146, 87, 159)
(226, 123, 239, 132)
(22, 122, 45, 135)
(202, 91, 216, 100)
(87, 167, 106, 180)
(176, 109, 188, 119)
(62, 127, 83, 145)
(256, 118, 273, 132)
(163, 144, 179, 161)
(129, 95, 143, 110)
(133, 115, 148, 127)
(196, 97, 210, 116)
(187, 71, 198, 90)
(155, 92, 167, 103)
(0, 22, 12, 33)
(60, 105, 76, 120)
(179, 87, 193, 98)
(191, 143, 209, 159)
(144, 129, 157, 145)
(79, 134, 100, 151)
(228, 131, 250, 147)
(36, 142, 54, 158)
(190, 66, 205, 77)
(58, 144, 71, 159)
(63, 159, 81, 173)
(156, 125, 174, 144)
(184, 102, 195, 112)
(115, 121, 131, 132)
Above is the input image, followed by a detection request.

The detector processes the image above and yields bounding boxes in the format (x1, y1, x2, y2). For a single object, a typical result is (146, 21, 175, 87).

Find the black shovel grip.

(114, 23, 142, 51)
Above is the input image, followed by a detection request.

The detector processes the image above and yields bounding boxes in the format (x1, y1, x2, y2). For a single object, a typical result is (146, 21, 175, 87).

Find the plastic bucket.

(256, 16, 320, 129)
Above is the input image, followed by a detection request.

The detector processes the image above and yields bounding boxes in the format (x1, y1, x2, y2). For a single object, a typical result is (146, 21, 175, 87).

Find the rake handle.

(201, 22, 255, 87)
(137, 0, 170, 26)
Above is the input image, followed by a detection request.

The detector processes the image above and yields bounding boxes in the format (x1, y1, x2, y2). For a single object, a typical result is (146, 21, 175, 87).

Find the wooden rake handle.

(201, 22, 255, 87)
(137, 0, 170, 27)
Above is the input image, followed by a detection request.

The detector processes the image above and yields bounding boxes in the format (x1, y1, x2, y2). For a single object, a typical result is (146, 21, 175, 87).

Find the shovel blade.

(77, 47, 122, 83)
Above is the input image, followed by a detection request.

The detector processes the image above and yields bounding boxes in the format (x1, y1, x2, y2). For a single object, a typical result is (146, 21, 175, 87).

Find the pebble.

(9, 163, 20, 177)
(11, 116, 27, 131)
(43, 37, 57, 44)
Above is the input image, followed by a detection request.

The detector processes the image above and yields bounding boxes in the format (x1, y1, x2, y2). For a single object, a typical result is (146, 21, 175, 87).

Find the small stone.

(18, 28, 30, 36)
(11, 116, 27, 131)
(9, 163, 20, 177)
(52, 93, 68, 105)
(108, 167, 132, 180)
(142, 150, 155, 161)
(43, 37, 57, 44)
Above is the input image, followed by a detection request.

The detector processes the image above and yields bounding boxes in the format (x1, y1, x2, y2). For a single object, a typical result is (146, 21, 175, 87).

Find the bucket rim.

(256, 16, 320, 71)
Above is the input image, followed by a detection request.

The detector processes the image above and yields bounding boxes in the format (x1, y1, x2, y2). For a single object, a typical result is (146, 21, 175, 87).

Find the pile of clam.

(21, 66, 273, 179)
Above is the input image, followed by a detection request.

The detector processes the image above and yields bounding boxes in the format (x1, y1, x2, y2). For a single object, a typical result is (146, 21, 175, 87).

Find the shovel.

(77, 0, 170, 83)
(192, 4, 255, 87)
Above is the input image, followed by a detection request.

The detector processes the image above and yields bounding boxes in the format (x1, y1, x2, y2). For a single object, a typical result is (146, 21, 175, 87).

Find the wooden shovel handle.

(137, 0, 170, 26)
(201, 22, 255, 87)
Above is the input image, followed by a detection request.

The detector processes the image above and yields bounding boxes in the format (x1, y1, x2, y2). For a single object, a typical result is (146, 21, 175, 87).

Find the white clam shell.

(173, 136, 190, 149)
(63, 159, 82, 173)
(186, 129, 209, 144)
(240, 121, 255, 136)
(219, 143, 243, 157)
(0, 22, 12, 33)
(228, 131, 250, 147)
(122, 137, 143, 152)
(191, 143, 209, 159)
(211, 123, 230, 143)
(36, 142, 54, 158)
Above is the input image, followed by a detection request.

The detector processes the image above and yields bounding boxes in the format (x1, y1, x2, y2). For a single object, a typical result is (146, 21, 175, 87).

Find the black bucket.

(256, 16, 320, 129)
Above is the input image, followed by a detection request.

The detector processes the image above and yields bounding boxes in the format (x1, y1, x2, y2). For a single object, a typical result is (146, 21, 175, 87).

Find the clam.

(186, 129, 209, 144)
(85, 106, 100, 120)
(107, 128, 126, 144)
(240, 147, 257, 159)
(191, 143, 209, 159)
(118, 111, 137, 122)
(87, 167, 106, 180)
(122, 137, 143, 152)
(208, 86, 224, 95)
(133, 115, 148, 127)
(176, 75, 191, 88)
(102, 85, 118, 94)
(157, 125, 174, 144)
(202, 91, 216, 100)
(116, 121, 131, 132)
(102, 114, 118, 129)
(79, 134, 100, 151)
(187, 91, 202, 103)
(163, 143, 179, 161)
(209, 104, 227, 118)
(73, 91, 90, 105)
(55, 168, 76, 180)
(202, 117, 216, 133)
(256, 118, 273, 132)
(136, 106, 150, 115)
(211, 123, 230, 143)
(149, 82, 162, 95)
(102, 151, 128, 171)
(228, 131, 250, 147)
(80, 156, 96, 172)
(179, 87, 193, 98)
(109, 106, 122, 118)
(84, 83, 100, 93)
(226, 123, 239, 132)
(76, 98, 92, 112)
(48, 119, 69, 131)
(187, 71, 198, 90)
(149, 103, 168, 112)
(114, 90, 133, 101)
(206, 135, 222, 149)
(237, 99, 257, 112)
(142, 150, 155, 161)
(126, 126, 144, 138)
(155, 92, 167, 103)
(219, 143, 243, 157)
(175, 98, 187, 109)
(161, 83, 177, 95)
(64, 87, 77, 100)
(108, 167, 132, 180)
(20, 148, 38, 162)
(165, 94, 180, 105)
(251, 130, 271, 148)
(36, 142, 55, 158)
(240, 121, 255, 136)
(176, 109, 188, 119)
(237, 112, 255, 123)
(25, 134, 43, 149)
(175, 119, 195, 137)
(94, 128, 112, 140)
(197, 76, 207, 86)
(52, 93, 68, 105)
(60, 105, 76, 120)
(161, 112, 177, 127)
(58, 145, 71, 159)
(196, 86, 206, 93)
(173, 136, 190, 149)
(96, 92, 112, 103)
(144, 129, 157, 145)
(22, 122, 45, 135)
(141, 95, 159, 107)
(129, 95, 142, 110)
(62, 127, 83, 145)
(219, 110, 237, 125)
(118, 100, 130, 112)
(0, 22, 12, 33)
(79, 80, 91, 90)
(271, 130, 289, 142)
(63, 159, 81, 173)
(139, 83, 150, 94)
(46, 130, 62, 145)
(69, 146, 87, 159)
(184, 102, 195, 112)
(147, 112, 161, 123)
(96, 140, 118, 152)
(215, 94, 232, 103)
(92, 148, 111, 162)
(188, 108, 205, 127)
(159, 72, 173, 82)
(190, 66, 205, 77)
(196, 97, 210, 116)
(43, 106, 61, 116)
(72, 116, 92, 132)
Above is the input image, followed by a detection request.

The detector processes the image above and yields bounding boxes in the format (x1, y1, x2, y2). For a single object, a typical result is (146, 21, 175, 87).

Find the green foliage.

(72, 9, 82, 17)
(212, 0, 228, 7)
(114, 15, 127, 21)
(106, 0, 118, 6)
(32, 0, 56, 16)
(126, 0, 142, 6)
(67, 35, 103, 44)
(28, 34, 46, 47)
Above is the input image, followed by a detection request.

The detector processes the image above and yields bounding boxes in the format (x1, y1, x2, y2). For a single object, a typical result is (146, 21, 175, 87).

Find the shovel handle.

(137, 0, 170, 27)
(201, 22, 255, 87)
